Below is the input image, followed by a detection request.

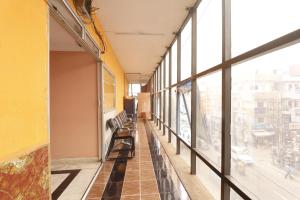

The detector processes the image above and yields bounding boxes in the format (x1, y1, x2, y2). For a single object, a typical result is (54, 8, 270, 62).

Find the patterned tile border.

(51, 169, 81, 200)
(0, 145, 50, 200)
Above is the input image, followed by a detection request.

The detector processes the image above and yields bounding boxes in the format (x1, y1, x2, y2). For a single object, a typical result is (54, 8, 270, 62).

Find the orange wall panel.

(50, 51, 99, 159)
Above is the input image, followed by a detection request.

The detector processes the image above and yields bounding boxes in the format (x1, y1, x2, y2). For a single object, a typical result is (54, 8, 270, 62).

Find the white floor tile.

(51, 173, 69, 193)
(51, 159, 101, 200)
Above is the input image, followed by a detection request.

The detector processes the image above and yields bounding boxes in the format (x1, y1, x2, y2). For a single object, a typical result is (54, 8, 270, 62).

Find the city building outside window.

(151, 0, 300, 199)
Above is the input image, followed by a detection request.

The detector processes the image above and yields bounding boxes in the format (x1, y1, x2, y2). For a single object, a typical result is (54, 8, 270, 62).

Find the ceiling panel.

(95, 0, 196, 83)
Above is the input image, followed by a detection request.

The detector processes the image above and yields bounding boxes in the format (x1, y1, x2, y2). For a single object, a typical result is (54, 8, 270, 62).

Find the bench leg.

(106, 137, 115, 160)
(131, 137, 135, 157)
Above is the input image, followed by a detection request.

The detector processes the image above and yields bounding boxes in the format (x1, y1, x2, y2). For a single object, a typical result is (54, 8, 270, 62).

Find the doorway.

(49, 14, 102, 199)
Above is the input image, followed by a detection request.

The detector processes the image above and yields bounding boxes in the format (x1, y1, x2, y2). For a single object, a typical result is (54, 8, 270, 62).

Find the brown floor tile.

(94, 173, 110, 184)
(126, 160, 139, 165)
(141, 180, 159, 195)
(139, 149, 150, 153)
(141, 169, 156, 180)
(128, 156, 139, 162)
(139, 153, 150, 157)
(139, 154, 151, 159)
(87, 121, 165, 200)
(124, 170, 140, 181)
(126, 162, 140, 171)
(133, 150, 139, 155)
(121, 195, 141, 200)
(121, 181, 140, 196)
(139, 146, 150, 151)
(87, 183, 106, 198)
(141, 193, 161, 200)
(107, 151, 120, 159)
(139, 150, 150, 155)
(102, 164, 114, 173)
(140, 155, 152, 162)
(140, 143, 148, 147)
(139, 161, 153, 170)
(103, 161, 115, 167)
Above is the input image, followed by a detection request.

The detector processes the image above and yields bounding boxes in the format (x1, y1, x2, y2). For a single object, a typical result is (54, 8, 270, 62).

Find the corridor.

(1, 1, 300, 200)
(87, 120, 189, 200)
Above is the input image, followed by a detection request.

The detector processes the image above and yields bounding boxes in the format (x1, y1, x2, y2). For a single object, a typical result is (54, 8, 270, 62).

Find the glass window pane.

(196, 71, 222, 168)
(172, 40, 178, 84)
(171, 87, 177, 132)
(161, 91, 164, 120)
(157, 68, 160, 92)
(171, 134, 177, 150)
(171, 87, 177, 149)
(181, 19, 192, 80)
(232, 0, 300, 56)
(157, 94, 160, 118)
(196, 157, 221, 200)
(154, 72, 156, 92)
(158, 66, 161, 90)
(178, 82, 191, 143)
(129, 84, 140, 97)
(180, 142, 191, 168)
(129, 85, 132, 96)
(165, 90, 169, 126)
(165, 53, 170, 87)
(231, 43, 300, 200)
(197, 0, 222, 72)
(161, 61, 165, 89)
(155, 94, 159, 117)
(156, 70, 158, 91)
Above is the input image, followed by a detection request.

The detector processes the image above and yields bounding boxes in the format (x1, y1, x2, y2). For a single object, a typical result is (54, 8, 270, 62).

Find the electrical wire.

(72, 0, 106, 53)
(91, 20, 106, 54)
(43, 0, 53, 9)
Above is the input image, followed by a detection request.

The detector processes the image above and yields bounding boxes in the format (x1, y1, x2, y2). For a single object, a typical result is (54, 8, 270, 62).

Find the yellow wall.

(103, 67, 116, 111)
(124, 79, 129, 97)
(0, 0, 49, 161)
(92, 18, 128, 112)
(0, 0, 128, 162)
(67, 0, 128, 111)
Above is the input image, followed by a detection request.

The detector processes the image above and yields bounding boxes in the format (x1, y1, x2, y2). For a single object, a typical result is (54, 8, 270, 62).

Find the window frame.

(103, 65, 116, 113)
(149, 0, 300, 199)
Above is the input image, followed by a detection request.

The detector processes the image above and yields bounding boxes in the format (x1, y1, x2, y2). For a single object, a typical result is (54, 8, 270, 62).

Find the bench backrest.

(107, 118, 118, 133)
(107, 110, 132, 134)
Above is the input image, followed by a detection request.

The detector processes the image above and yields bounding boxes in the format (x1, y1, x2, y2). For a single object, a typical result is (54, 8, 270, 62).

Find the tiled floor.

(51, 173, 70, 193)
(86, 120, 190, 200)
(51, 159, 101, 200)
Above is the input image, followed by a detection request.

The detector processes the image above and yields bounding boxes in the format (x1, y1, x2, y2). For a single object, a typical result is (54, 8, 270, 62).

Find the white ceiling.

(95, 0, 196, 83)
(50, 15, 85, 52)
